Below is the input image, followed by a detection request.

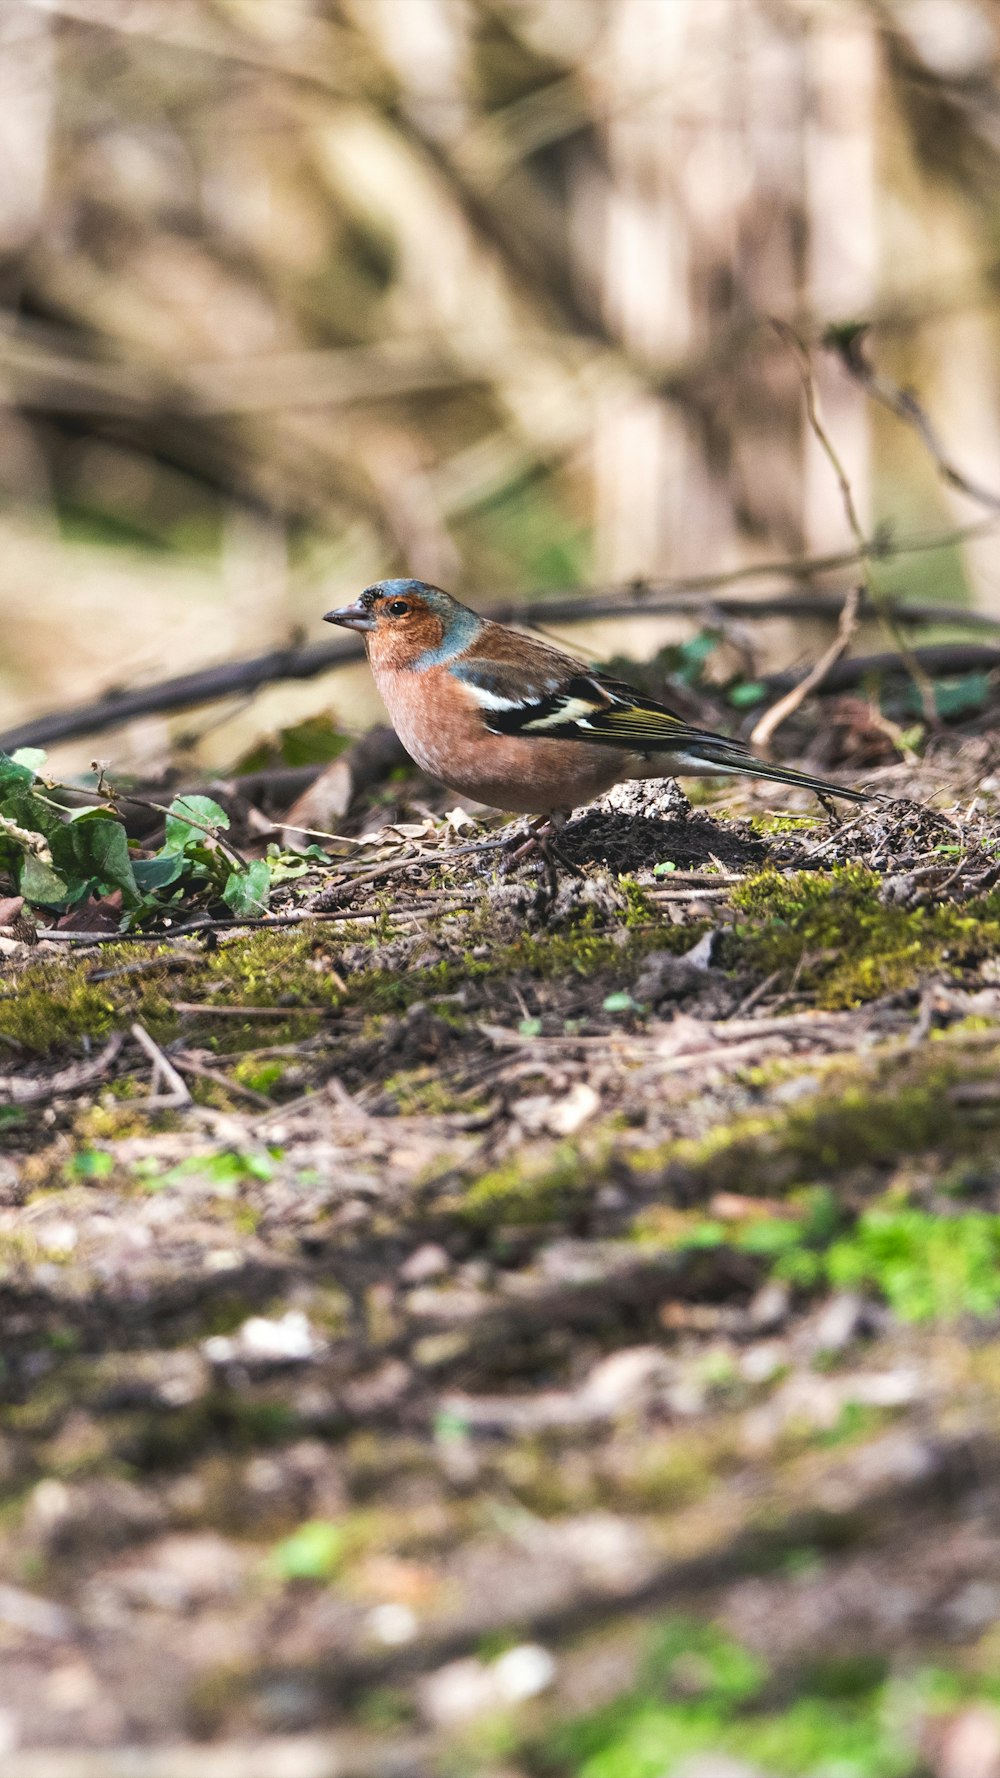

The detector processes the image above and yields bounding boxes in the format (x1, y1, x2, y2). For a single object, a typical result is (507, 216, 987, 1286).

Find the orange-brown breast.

(369, 659, 633, 815)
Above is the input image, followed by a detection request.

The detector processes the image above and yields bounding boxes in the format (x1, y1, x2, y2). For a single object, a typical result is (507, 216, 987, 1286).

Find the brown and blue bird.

(325, 579, 865, 865)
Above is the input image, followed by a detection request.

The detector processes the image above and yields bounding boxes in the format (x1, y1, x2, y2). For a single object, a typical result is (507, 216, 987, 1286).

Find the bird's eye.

(387, 599, 410, 617)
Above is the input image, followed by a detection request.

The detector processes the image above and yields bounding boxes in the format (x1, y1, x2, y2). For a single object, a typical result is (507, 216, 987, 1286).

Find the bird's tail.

(666, 741, 869, 803)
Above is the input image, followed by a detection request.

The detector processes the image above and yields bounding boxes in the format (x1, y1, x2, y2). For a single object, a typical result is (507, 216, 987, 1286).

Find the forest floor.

(6, 742, 1000, 1775)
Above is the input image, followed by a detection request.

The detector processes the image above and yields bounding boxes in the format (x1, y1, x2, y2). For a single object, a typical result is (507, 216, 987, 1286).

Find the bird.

(324, 578, 866, 876)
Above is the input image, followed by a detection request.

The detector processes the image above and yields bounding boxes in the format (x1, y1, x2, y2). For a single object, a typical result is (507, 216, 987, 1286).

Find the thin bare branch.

(830, 325, 1000, 517)
(772, 321, 938, 727)
(751, 584, 862, 752)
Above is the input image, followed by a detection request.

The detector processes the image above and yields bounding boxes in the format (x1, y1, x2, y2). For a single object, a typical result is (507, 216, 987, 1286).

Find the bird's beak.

(324, 601, 376, 632)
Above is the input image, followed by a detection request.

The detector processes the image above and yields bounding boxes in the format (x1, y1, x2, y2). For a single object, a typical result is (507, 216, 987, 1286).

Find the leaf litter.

(2, 746, 1000, 1765)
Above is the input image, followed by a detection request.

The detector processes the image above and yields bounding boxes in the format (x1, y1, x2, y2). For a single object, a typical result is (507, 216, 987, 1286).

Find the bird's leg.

(501, 815, 548, 872)
(500, 812, 584, 887)
(540, 809, 584, 883)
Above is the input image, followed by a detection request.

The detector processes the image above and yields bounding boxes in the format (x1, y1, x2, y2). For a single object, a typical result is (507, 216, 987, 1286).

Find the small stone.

(808, 1292, 864, 1355)
(28, 1478, 72, 1531)
(580, 1346, 670, 1414)
(634, 953, 711, 1006)
(547, 1081, 600, 1135)
(748, 1281, 790, 1331)
(0, 1582, 73, 1641)
(41, 1220, 77, 1257)
(45, 1660, 100, 1711)
(203, 1309, 322, 1370)
(418, 1657, 496, 1727)
(934, 1704, 1000, 1778)
(947, 1580, 1000, 1631)
(342, 1358, 410, 1415)
(740, 1341, 787, 1385)
(400, 1243, 450, 1284)
(493, 1644, 556, 1703)
(368, 1602, 418, 1645)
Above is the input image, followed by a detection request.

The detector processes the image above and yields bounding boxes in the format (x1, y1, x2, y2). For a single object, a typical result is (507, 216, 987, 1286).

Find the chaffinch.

(324, 579, 866, 838)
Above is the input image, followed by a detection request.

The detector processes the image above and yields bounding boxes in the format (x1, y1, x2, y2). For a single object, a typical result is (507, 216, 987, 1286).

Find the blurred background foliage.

(3, 0, 1000, 774)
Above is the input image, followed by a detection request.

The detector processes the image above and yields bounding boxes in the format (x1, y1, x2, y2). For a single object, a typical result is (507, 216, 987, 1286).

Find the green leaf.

(132, 853, 186, 892)
(10, 748, 47, 776)
(677, 632, 718, 684)
(163, 795, 230, 852)
(727, 681, 768, 708)
(905, 673, 992, 721)
(603, 991, 640, 1014)
(64, 813, 140, 904)
(273, 1519, 346, 1581)
(0, 751, 39, 792)
(222, 859, 271, 918)
(18, 854, 69, 905)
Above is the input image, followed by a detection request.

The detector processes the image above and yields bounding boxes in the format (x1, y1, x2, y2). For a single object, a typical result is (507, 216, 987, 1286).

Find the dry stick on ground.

(0, 1031, 126, 1107)
(751, 582, 862, 754)
(129, 1022, 191, 1109)
(171, 1052, 273, 1109)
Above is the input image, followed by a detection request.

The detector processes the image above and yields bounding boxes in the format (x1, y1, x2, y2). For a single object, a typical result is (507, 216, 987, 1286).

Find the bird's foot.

(500, 814, 584, 893)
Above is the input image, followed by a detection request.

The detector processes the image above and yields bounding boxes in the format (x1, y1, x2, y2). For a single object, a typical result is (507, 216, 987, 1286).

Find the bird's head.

(324, 579, 482, 669)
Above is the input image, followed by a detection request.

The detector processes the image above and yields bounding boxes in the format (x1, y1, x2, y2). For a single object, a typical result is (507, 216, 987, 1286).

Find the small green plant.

(825, 1206, 1000, 1322)
(272, 1519, 346, 1581)
(0, 751, 272, 928)
(541, 1616, 987, 1778)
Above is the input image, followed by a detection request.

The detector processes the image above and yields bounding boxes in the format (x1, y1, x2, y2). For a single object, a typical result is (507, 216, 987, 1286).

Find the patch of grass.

(726, 864, 1000, 1008)
(540, 1617, 902, 1778)
(539, 1617, 1000, 1778)
(823, 1206, 1000, 1322)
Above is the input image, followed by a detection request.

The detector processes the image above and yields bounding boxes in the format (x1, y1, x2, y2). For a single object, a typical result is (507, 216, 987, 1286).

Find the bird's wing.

(451, 631, 727, 754)
(449, 629, 867, 802)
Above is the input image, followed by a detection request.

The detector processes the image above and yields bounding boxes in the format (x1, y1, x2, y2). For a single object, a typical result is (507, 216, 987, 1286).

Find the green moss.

(456, 1143, 590, 1227)
(382, 1068, 484, 1117)
(230, 1057, 294, 1093)
(750, 813, 824, 834)
(0, 889, 692, 1066)
(656, 1052, 997, 1196)
(0, 947, 169, 1051)
(726, 864, 1000, 1008)
(0, 925, 353, 1057)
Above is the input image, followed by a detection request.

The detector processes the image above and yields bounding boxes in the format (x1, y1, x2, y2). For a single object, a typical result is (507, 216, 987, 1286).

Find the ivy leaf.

(222, 860, 271, 918)
(10, 748, 47, 777)
(163, 795, 230, 853)
(0, 753, 42, 795)
(132, 853, 186, 892)
(18, 854, 69, 905)
(64, 813, 140, 904)
(920, 673, 990, 721)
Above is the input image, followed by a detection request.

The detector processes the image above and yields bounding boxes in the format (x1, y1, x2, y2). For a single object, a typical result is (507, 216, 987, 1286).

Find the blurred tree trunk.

(586, 0, 876, 580)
